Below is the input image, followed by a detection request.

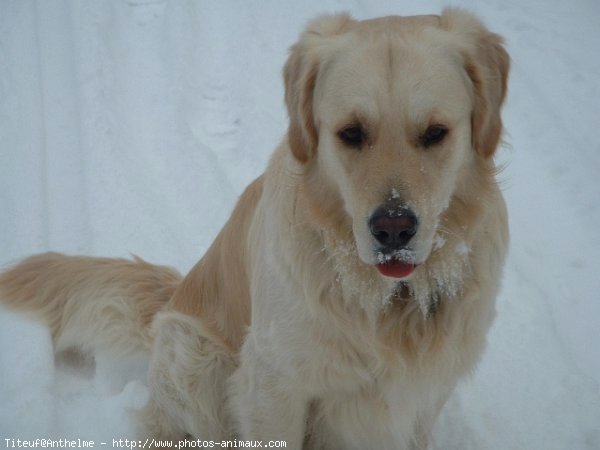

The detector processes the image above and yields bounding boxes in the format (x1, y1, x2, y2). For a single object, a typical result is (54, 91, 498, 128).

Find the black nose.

(369, 207, 418, 250)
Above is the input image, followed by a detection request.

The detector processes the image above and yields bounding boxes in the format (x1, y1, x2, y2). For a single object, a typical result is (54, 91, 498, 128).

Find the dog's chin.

(356, 238, 432, 280)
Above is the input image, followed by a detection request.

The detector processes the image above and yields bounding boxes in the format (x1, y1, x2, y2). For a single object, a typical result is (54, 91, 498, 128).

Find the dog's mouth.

(376, 260, 416, 278)
(374, 249, 417, 279)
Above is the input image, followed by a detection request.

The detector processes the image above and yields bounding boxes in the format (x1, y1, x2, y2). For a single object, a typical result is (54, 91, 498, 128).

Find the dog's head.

(285, 9, 509, 280)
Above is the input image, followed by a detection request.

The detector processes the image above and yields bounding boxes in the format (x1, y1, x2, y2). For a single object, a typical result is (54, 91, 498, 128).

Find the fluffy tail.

(0, 252, 182, 355)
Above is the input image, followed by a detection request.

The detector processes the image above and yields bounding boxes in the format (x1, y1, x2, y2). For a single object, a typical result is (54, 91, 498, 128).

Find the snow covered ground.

(1, 1, 599, 448)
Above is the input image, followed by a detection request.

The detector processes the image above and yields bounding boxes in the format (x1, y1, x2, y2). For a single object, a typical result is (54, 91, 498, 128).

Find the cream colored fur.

(0, 8, 509, 449)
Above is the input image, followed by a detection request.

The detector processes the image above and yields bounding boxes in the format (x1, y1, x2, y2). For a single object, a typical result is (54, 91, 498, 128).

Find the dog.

(0, 8, 509, 449)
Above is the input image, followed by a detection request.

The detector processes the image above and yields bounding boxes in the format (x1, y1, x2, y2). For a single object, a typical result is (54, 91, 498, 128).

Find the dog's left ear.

(284, 14, 353, 163)
(441, 9, 510, 158)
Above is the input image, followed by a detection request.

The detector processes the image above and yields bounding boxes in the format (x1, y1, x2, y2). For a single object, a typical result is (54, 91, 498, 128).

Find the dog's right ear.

(284, 14, 352, 163)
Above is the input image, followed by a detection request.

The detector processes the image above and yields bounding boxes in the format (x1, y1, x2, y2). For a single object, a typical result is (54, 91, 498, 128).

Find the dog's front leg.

(139, 311, 237, 440)
(229, 336, 309, 448)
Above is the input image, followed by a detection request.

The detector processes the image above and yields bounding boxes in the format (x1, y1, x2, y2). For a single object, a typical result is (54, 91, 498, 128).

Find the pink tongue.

(376, 260, 415, 278)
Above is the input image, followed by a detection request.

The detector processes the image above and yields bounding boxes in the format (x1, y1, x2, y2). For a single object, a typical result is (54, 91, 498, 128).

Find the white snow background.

(1, 1, 599, 448)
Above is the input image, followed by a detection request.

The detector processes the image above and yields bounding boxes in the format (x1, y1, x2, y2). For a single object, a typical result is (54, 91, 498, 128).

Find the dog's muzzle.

(369, 206, 418, 279)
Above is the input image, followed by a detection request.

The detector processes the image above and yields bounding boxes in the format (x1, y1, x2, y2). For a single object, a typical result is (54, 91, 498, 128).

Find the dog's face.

(285, 11, 509, 279)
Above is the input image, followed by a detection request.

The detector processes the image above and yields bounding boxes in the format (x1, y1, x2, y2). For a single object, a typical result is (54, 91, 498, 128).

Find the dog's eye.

(338, 126, 366, 148)
(420, 125, 448, 147)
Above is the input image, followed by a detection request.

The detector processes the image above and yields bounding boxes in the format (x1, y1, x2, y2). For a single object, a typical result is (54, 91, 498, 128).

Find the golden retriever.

(0, 8, 509, 449)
